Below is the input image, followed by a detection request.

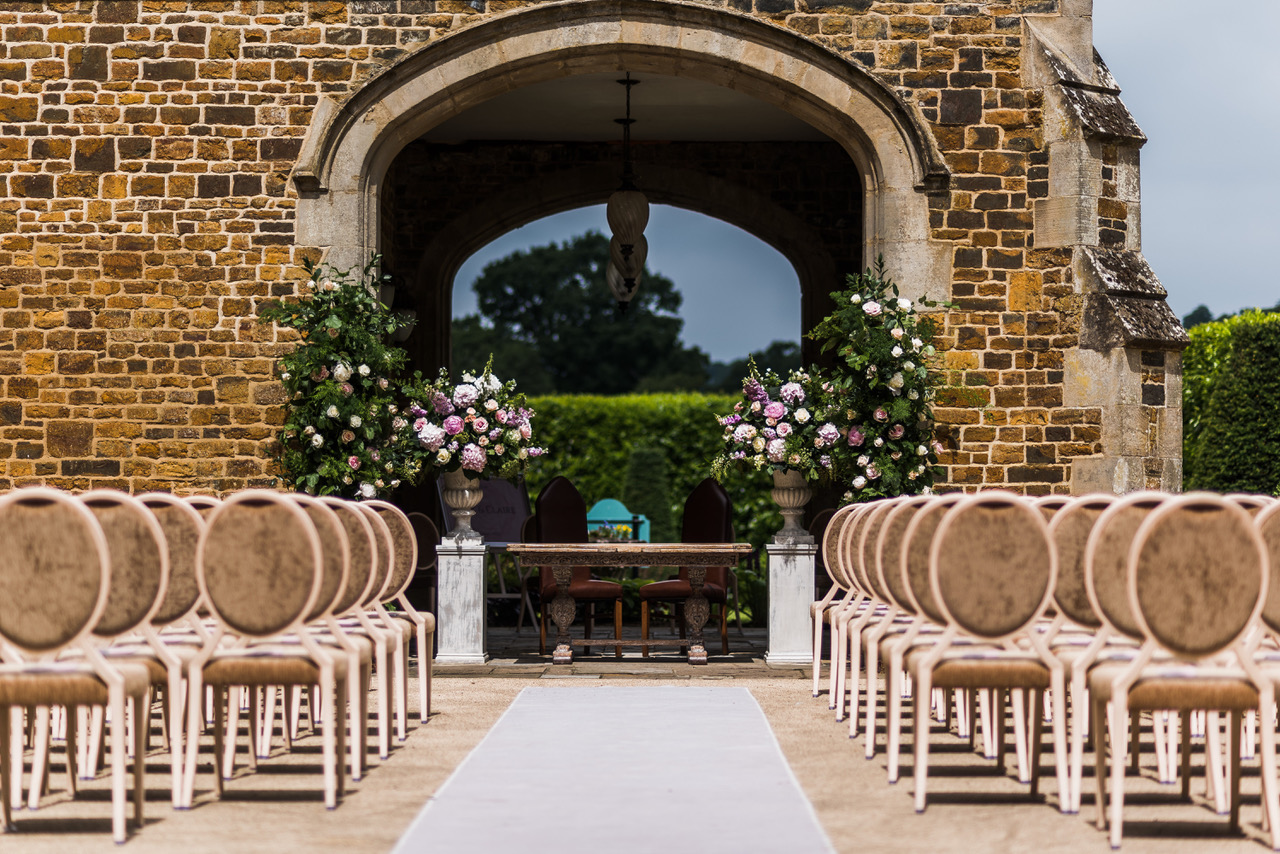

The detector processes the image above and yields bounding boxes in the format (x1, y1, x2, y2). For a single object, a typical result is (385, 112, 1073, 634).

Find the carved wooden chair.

(532, 476, 623, 658)
(639, 478, 735, 657)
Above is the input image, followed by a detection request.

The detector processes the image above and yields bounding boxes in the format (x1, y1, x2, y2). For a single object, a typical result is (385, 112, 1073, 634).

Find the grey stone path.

(392, 686, 834, 854)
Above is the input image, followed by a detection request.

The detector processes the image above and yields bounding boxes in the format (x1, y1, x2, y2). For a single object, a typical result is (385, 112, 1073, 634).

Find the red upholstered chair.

(532, 477, 623, 658)
(639, 478, 735, 657)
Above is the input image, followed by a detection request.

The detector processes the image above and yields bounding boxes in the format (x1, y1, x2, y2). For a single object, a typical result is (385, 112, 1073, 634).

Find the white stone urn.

(440, 468, 484, 541)
(771, 468, 814, 544)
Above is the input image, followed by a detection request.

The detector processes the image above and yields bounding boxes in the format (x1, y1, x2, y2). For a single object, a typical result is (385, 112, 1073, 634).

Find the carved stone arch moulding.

(293, 0, 952, 301)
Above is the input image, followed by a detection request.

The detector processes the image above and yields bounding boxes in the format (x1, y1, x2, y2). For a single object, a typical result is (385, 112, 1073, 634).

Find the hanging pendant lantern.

(607, 72, 649, 314)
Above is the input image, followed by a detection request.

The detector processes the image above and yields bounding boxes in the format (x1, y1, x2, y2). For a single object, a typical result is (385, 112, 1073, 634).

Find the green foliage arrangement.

(622, 445, 674, 543)
(808, 259, 946, 502)
(258, 257, 421, 499)
(1183, 310, 1280, 494)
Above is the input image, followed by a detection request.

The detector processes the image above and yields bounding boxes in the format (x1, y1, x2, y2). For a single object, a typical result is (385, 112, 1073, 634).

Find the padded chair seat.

(387, 610, 436, 634)
(0, 661, 152, 705)
(202, 649, 351, 686)
(541, 576, 623, 600)
(638, 578, 726, 603)
(1088, 662, 1259, 710)
(906, 648, 1052, 690)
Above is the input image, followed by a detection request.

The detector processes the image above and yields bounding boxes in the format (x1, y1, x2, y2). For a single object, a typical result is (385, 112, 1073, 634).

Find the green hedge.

(523, 393, 783, 551)
(1183, 310, 1280, 494)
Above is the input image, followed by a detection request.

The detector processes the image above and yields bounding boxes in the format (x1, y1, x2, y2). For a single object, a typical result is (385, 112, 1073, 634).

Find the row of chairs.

(812, 489, 1280, 848)
(0, 487, 437, 843)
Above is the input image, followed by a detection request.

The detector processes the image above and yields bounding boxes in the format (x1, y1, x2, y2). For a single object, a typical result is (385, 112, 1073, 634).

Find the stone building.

(0, 0, 1186, 495)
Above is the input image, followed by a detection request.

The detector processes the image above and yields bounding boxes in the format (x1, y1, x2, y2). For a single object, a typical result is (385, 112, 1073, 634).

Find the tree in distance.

(451, 231, 710, 395)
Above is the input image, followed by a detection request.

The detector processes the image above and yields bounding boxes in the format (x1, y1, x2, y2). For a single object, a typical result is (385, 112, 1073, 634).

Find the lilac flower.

(431, 391, 454, 416)
(779, 382, 805, 405)
(820, 455, 832, 469)
(528, 447, 544, 458)
(443, 415, 465, 435)
(489, 428, 502, 440)
(763, 401, 786, 420)
(732, 424, 757, 444)
(460, 443, 486, 471)
(816, 423, 839, 447)
(743, 377, 768, 402)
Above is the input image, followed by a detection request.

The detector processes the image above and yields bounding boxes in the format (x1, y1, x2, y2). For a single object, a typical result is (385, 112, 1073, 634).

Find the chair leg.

(110, 690, 128, 844)
(614, 600, 622, 660)
(584, 602, 593, 657)
(539, 608, 547, 657)
(64, 703, 78, 799)
(132, 695, 146, 831)
(719, 604, 728, 656)
(1229, 710, 1243, 832)
(641, 601, 650, 658)
(913, 669, 933, 813)
(27, 706, 49, 811)
(1, 706, 11, 832)
(1093, 697, 1108, 830)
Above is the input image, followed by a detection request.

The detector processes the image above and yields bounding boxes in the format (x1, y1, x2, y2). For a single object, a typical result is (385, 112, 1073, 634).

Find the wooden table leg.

(684, 566, 710, 665)
(549, 565, 576, 665)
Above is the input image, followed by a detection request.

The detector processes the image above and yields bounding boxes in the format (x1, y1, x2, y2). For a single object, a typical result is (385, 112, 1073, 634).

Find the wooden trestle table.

(504, 542, 753, 665)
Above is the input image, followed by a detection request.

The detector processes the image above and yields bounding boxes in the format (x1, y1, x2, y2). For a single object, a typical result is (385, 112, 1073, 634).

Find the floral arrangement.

(710, 362, 849, 482)
(589, 522, 634, 542)
(809, 258, 946, 501)
(258, 257, 421, 499)
(402, 359, 545, 479)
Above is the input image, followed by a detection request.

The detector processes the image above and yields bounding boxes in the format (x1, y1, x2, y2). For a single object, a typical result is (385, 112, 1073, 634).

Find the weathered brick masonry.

(0, 0, 1185, 495)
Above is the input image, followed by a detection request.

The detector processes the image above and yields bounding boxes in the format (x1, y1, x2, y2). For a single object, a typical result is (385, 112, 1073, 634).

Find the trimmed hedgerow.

(1184, 310, 1280, 494)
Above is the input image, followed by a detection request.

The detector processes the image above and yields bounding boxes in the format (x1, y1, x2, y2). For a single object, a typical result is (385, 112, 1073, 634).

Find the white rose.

(794, 408, 810, 424)
(862, 300, 882, 316)
(332, 363, 352, 382)
(852, 476, 867, 489)
(325, 405, 339, 418)
(752, 437, 766, 453)
(311, 434, 324, 448)
(850, 293, 862, 303)
(888, 372, 905, 390)
(908, 389, 919, 400)
(922, 486, 934, 495)
(303, 425, 315, 435)
(891, 346, 903, 357)
(359, 483, 376, 499)
(904, 361, 915, 370)
(518, 448, 528, 459)
(857, 455, 869, 467)
(898, 298, 912, 310)
(436, 449, 451, 465)
(342, 475, 352, 484)
(891, 327, 904, 339)
(349, 415, 362, 428)
(484, 398, 498, 411)
(375, 479, 384, 488)
(461, 372, 476, 383)
(482, 374, 501, 392)
(280, 371, 290, 380)
(322, 279, 337, 292)
(911, 337, 923, 349)
(358, 364, 370, 376)
(918, 445, 928, 456)
(874, 437, 884, 447)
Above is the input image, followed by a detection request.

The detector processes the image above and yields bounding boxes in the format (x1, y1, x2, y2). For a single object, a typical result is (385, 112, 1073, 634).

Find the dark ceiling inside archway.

(422, 73, 830, 143)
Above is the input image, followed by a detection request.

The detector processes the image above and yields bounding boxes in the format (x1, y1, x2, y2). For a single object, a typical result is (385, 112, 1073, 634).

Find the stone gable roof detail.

(1039, 43, 1147, 144)
(1079, 248, 1188, 351)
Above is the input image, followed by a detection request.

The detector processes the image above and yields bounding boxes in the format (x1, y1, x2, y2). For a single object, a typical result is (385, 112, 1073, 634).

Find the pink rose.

(862, 301, 882, 316)
(340, 382, 353, 396)
(473, 417, 488, 433)
(763, 401, 786, 420)
(873, 408, 889, 422)
(866, 464, 881, 480)
(495, 409, 508, 424)
(348, 456, 360, 470)
(889, 423, 905, 439)
(776, 422, 792, 438)
(847, 427, 865, 447)
(443, 415, 464, 435)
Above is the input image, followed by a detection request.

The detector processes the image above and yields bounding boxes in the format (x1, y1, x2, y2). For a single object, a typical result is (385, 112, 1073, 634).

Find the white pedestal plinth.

(765, 542, 817, 665)
(435, 541, 489, 665)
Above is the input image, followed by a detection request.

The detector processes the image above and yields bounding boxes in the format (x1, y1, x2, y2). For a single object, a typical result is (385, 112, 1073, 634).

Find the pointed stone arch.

(294, 0, 951, 306)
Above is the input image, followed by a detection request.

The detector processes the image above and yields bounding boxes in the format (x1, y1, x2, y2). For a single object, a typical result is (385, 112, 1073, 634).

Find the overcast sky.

(454, 2, 1280, 362)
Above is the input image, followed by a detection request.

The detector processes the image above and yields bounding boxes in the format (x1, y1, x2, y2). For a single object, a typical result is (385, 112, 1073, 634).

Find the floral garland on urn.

(809, 257, 946, 502)
(259, 257, 421, 499)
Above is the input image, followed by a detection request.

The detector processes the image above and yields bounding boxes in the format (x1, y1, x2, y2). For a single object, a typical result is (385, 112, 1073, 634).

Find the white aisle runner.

(393, 686, 834, 854)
